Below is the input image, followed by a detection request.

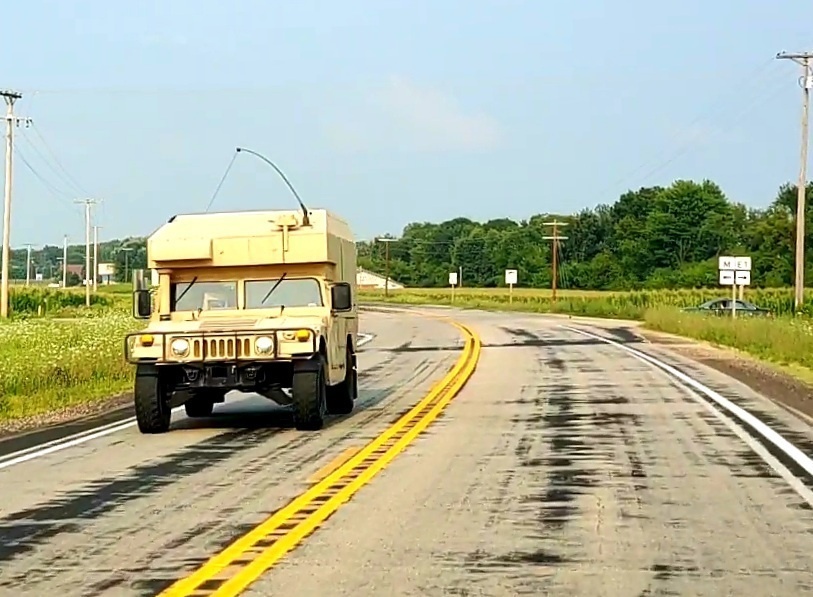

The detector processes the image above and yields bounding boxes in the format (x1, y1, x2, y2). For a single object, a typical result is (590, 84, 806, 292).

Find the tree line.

(11, 178, 811, 290)
(8, 237, 147, 285)
(358, 179, 813, 289)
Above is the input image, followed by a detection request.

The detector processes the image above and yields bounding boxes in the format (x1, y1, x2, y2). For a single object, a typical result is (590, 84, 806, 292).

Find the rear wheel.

(134, 366, 172, 434)
(291, 354, 327, 430)
(327, 347, 356, 415)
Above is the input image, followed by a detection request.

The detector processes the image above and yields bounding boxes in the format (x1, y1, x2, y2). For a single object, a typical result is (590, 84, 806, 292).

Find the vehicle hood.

(145, 314, 328, 334)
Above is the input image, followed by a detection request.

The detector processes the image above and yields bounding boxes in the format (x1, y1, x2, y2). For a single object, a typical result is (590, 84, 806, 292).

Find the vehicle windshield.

(245, 278, 323, 309)
(736, 300, 757, 309)
(171, 281, 238, 311)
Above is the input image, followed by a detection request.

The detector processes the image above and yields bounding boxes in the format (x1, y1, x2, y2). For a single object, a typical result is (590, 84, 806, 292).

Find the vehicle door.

(327, 283, 347, 377)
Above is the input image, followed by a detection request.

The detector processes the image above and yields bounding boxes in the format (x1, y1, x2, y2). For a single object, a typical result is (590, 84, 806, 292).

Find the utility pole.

(376, 238, 396, 297)
(24, 244, 32, 286)
(92, 225, 100, 291)
(0, 90, 32, 318)
(62, 234, 68, 288)
(542, 220, 569, 302)
(121, 246, 133, 285)
(777, 51, 813, 312)
(74, 199, 97, 306)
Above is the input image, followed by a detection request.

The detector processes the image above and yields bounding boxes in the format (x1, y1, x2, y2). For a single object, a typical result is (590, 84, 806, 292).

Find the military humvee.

(124, 208, 358, 434)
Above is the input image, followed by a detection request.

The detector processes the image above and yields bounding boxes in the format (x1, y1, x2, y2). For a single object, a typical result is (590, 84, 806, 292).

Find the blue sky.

(1, 0, 813, 248)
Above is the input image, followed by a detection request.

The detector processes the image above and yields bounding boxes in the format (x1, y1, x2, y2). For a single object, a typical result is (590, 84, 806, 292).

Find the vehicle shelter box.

(147, 209, 355, 272)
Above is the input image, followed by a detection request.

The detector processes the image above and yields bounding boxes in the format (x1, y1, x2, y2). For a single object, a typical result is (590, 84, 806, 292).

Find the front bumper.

(124, 327, 319, 365)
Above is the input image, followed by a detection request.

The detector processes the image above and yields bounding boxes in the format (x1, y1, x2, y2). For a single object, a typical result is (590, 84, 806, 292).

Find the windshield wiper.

(174, 276, 198, 306)
(261, 272, 288, 305)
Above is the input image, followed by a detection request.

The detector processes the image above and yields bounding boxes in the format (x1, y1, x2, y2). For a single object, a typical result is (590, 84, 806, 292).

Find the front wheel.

(291, 354, 328, 431)
(134, 367, 172, 434)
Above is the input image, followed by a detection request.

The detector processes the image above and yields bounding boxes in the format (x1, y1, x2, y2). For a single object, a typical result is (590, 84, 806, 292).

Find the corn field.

(358, 287, 806, 319)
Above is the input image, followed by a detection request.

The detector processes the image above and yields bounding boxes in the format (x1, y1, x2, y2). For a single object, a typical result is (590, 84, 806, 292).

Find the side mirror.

(134, 289, 152, 319)
(132, 270, 152, 319)
(331, 282, 352, 312)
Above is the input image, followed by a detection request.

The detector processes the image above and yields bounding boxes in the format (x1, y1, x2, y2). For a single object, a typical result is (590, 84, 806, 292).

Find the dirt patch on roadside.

(0, 393, 133, 439)
(637, 328, 813, 422)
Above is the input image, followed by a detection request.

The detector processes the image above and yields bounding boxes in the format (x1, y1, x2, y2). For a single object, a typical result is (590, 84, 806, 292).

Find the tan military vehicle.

(124, 208, 358, 434)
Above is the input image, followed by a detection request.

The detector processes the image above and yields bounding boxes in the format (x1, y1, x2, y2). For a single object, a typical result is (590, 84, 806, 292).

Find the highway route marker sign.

(717, 255, 751, 317)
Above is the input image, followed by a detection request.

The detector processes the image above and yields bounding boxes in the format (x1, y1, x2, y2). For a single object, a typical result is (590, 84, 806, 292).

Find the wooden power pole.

(376, 238, 396, 297)
(777, 51, 813, 312)
(543, 220, 568, 301)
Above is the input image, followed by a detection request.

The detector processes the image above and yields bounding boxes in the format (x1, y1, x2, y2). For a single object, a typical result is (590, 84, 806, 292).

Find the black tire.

(134, 368, 171, 434)
(291, 354, 327, 431)
(184, 398, 214, 418)
(326, 347, 356, 415)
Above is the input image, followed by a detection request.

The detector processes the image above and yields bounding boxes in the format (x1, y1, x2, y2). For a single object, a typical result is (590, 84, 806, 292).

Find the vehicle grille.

(190, 337, 252, 360)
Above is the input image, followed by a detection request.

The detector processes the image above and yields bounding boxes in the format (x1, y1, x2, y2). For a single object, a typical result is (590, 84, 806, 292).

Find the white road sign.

(719, 270, 735, 285)
(505, 269, 517, 285)
(735, 270, 751, 285)
(448, 272, 458, 286)
(718, 256, 751, 271)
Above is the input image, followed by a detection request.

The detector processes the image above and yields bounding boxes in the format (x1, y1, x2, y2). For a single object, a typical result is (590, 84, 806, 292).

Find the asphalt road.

(2, 307, 813, 596)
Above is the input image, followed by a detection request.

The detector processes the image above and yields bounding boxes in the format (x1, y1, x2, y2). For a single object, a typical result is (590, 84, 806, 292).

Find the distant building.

(97, 262, 116, 285)
(356, 267, 404, 290)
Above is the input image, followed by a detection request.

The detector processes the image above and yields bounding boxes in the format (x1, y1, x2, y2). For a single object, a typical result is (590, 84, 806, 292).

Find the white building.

(356, 267, 404, 290)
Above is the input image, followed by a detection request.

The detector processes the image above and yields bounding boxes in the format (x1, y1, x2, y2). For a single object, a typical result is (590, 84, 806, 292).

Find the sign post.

(718, 256, 751, 318)
(449, 271, 458, 303)
(505, 269, 517, 304)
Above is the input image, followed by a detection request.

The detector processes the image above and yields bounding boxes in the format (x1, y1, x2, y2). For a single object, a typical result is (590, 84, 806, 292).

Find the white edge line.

(0, 331, 377, 471)
(671, 370, 813, 508)
(562, 324, 813, 480)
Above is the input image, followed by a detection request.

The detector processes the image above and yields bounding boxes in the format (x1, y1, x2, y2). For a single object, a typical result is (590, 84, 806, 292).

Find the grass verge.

(0, 310, 144, 424)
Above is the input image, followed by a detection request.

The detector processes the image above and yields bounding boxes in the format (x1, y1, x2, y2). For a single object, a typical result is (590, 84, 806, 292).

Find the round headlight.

(170, 338, 190, 357)
(255, 336, 274, 354)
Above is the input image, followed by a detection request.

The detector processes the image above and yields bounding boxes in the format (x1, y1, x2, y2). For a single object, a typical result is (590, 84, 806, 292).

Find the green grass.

(358, 286, 802, 318)
(643, 306, 813, 370)
(0, 310, 145, 422)
(7, 286, 113, 317)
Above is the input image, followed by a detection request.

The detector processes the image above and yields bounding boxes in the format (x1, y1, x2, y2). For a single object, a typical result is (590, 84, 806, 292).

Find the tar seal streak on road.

(564, 325, 813, 506)
(155, 319, 481, 597)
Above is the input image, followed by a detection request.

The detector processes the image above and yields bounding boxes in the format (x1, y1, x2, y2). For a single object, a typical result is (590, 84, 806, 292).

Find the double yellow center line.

(158, 319, 481, 596)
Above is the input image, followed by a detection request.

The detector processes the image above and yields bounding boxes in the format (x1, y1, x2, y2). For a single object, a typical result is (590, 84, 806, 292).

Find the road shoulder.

(631, 326, 813, 424)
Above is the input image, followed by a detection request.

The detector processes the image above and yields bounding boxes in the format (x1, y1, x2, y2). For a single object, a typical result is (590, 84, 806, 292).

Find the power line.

(14, 145, 77, 212)
(28, 124, 92, 196)
(17, 129, 86, 197)
(777, 50, 813, 313)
